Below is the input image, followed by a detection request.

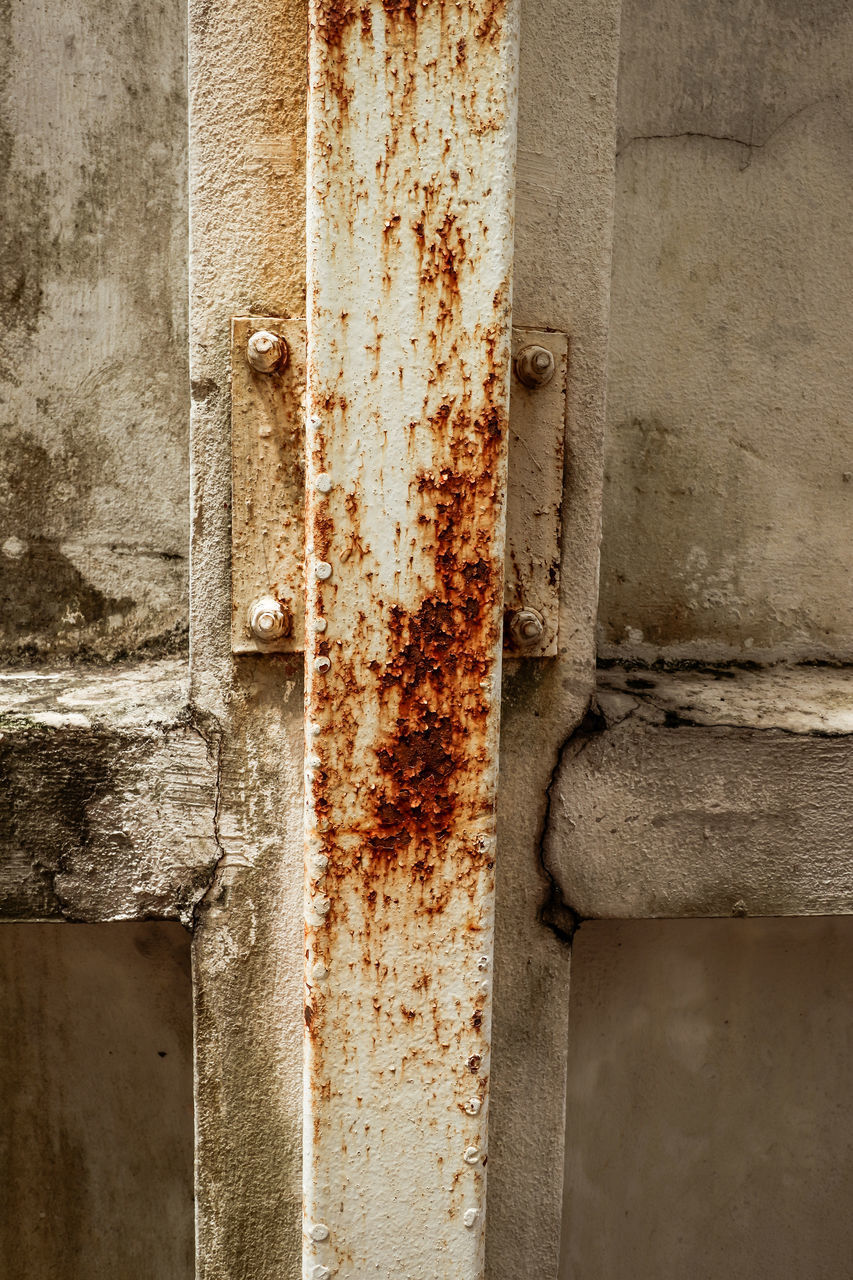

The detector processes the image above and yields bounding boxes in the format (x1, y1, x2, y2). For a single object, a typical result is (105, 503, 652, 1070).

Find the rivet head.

(463, 1208, 478, 1228)
(308, 1223, 330, 1242)
(464, 1097, 482, 1115)
(247, 328, 288, 374)
(316, 473, 333, 494)
(315, 561, 332, 581)
(463, 1145, 481, 1165)
(515, 343, 555, 389)
(508, 607, 545, 648)
(248, 595, 290, 642)
(2, 536, 27, 560)
(314, 656, 331, 674)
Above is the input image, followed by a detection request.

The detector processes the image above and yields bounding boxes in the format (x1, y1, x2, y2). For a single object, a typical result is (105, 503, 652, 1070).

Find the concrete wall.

(599, 0, 853, 662)
(561, 917, 853, 1280)
(0, 0, 189, 662)
(0, 923, 194, 1280)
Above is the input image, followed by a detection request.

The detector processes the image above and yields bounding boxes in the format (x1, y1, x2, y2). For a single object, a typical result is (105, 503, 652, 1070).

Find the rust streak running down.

(304, 2, 520, 1276)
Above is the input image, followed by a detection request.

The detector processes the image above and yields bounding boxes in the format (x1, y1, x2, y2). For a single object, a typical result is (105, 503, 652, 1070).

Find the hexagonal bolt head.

(509, 607, 545, 648)
(248, 595, 290, 642)
(515, 344, 555, 389)
(247, 329, 288, 374)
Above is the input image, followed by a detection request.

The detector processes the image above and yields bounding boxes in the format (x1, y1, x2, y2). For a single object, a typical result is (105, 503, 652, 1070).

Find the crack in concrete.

(617, 96, 840, 158)
(536, 701, 607, 944)
(184, 710, 229, 922)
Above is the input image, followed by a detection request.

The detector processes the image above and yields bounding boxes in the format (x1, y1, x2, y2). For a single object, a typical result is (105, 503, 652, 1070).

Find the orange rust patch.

(364, 417, 504, 877)
(380, 0, 421, 20)
(475, 0, 507, 41)
(314, 0, 429, 51)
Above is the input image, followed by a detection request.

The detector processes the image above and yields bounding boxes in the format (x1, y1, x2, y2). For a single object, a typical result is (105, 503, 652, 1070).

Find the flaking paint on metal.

(304, 2, 520, 1277)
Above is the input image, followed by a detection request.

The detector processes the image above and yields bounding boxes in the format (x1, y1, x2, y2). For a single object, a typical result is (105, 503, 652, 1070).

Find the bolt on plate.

(248, 594, 290, 642)
(247, 328, 288, 373)
(508, 608, 545, 648)
(515, 343, 555, 389)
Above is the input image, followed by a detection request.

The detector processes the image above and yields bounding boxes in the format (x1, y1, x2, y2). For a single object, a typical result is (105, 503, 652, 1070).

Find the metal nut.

(248, 594, 289, 642)
(508, 607, 545, 648)
(247, 329, 288, 374)
(515, 343, 555, 389)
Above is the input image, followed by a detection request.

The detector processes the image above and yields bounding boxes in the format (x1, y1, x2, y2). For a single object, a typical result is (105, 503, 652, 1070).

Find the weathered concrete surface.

(0, 922, 193, 1280)
(0, 0, 189, 662)
(191, 664, 305, 1280)
(599, 662, 853, 734)
(562, 916, 853, 1280)
(0, 660, 218, 922)
(545, 666, 853, 921)
(599, 0, 853, 662)
(188, 0, 307, 1271)
(490, 4, 622, 1277)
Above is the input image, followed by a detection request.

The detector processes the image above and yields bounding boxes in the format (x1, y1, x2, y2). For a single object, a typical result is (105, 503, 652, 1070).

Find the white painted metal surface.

(303, 2, 521, 1276)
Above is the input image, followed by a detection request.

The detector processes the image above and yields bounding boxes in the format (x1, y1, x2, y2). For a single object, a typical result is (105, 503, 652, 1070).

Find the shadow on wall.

(0, 0, 190, 664)
(1, 436, 135, 641)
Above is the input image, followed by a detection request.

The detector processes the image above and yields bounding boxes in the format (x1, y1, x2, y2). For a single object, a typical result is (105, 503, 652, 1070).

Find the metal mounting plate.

(504, 328, 568, 657)
(230, 315, 306, 654)
(231, 319, 566, 656)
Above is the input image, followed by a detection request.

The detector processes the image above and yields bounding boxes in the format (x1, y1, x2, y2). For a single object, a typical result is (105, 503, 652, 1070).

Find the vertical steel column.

(304, 3, 520, 1276)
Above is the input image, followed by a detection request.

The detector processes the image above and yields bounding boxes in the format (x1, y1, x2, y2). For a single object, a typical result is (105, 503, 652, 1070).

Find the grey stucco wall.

(562, 916, 853, 1280)
(599, 0, 853, 662)
(0, 0, 189, 662)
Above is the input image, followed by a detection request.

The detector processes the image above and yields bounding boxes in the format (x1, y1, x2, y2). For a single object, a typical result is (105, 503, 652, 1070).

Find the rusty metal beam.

(303, 2, 521, 1276)
(229, 318, 566, 660)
